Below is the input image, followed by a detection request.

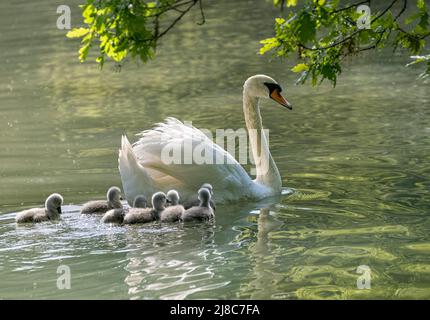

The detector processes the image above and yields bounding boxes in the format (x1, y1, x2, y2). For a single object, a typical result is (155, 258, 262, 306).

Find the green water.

(0, 0, 429, 299)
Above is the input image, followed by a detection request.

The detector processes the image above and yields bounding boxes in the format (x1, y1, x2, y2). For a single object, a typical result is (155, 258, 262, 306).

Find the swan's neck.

(243, 91, 282, 191)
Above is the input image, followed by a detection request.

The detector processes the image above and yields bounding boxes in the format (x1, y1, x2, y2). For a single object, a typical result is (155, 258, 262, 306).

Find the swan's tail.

(118, 135, 155, 204)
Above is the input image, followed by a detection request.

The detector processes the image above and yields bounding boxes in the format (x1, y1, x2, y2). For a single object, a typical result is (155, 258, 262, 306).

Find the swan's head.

(107, 186, 123, 208)
(166, 190, 180, 206)
(45, 193, 63, 217)
(201, 183, 213, 196)
(198, 188, 211, 206)
(243, 74, 292, 109)
(152, 192, 168, 211)
(133, 195, 147, 208)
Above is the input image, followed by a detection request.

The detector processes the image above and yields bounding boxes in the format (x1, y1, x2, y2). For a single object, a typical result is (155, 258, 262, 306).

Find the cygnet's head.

(166, 190, 180, 206)
(243, 74, 292, 109)
(45, 193, 63, 217)
(200, 183, 213, 196)
(107, 186, 122, 208)
(133, 195, 147, 208)
(151, 192, 168, 211)
(198, 188, 211, 207)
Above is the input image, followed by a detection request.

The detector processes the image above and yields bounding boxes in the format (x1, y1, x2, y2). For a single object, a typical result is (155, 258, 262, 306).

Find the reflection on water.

(1, 0, 430, 299)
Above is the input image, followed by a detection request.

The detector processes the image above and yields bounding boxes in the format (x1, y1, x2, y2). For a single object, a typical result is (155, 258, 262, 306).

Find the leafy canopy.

(261, 0, 430, 86)
(67, 0, 429, 86)
(66, 0, 204, 67)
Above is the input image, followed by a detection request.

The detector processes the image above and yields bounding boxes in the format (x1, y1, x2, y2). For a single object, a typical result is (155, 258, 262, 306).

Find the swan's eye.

(264, 82, 282, 94)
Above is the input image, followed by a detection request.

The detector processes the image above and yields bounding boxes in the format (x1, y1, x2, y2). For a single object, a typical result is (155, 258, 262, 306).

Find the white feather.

(119, 118, 258, 203)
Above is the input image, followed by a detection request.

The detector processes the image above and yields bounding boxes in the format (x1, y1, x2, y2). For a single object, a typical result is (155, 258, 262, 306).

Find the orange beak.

(270, 89, 292, 110)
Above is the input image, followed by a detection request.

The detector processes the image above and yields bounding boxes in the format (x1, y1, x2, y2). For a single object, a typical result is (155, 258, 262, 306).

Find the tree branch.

(158, 0, 198, 39)
(134, 0, 200, 43)
(334, 0, 370, 13)
(301, 0, 409, 52)
(197, 0, 206, 26)
(299, 30, 363, 51)
(371, 0, 399, 23)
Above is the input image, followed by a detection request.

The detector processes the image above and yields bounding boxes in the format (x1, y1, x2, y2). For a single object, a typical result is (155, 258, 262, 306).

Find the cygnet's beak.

(166, 199, 172, 204)
(270, 89, 292, 110)
(57, 206, 62, 214)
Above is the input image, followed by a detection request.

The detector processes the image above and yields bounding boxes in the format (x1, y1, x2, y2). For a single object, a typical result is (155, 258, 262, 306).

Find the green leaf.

(407, 54, 430, 66)
(259, 37, 280, 55)
(417, 0, 426, 11)
(274, 0, 297, 7)
(296, 12, 316, 44)
(78, 42, 91, 62)
(405, 12, 422, 25)
(275, 18, 285, 25)
(66, 28, 89, 38)
(291, 63, 309, 72)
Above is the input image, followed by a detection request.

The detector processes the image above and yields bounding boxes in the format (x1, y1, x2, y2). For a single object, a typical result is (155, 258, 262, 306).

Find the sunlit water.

(0, 1, 429, 299)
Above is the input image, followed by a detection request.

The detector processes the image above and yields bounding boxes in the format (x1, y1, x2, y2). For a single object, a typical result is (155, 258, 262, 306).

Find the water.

(0, 0, 429, 299)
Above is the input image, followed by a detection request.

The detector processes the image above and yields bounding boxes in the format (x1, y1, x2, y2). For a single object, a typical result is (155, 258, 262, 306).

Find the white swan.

(119, 74, 292, 204)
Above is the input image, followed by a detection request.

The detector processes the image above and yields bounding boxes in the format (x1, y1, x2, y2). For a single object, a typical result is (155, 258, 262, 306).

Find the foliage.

(260, 0, 430, 86)
(67, 0, 429, 86)
(66, 0, 204, 67)
(407, 54, 430, 78)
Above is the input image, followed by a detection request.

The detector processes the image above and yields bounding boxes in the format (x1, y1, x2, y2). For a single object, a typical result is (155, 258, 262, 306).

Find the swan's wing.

(131, 117, 254, 201)
(119, 135, 158, 204)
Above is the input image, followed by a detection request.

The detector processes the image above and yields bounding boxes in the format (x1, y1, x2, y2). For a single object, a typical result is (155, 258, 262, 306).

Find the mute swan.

(16, 193, 63, 223)
(119, 74, 291, 204)
(160, 190, 185, 222)
(123, 192, 167, 224)
(181, 188, 214, 222)
(182, 183, 216, 210)
(101, 194, 147, 224)
(80, 186, 122, 214)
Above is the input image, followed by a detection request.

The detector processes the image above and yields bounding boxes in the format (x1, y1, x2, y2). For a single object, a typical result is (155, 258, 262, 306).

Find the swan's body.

(181, 188, 214, 222)
(160, 190, 185, 222)
(123, 192, 167, 224)
(119, 75, 292, 204)
(16, 193, 63, 223)
(80, 186, 122, 214)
